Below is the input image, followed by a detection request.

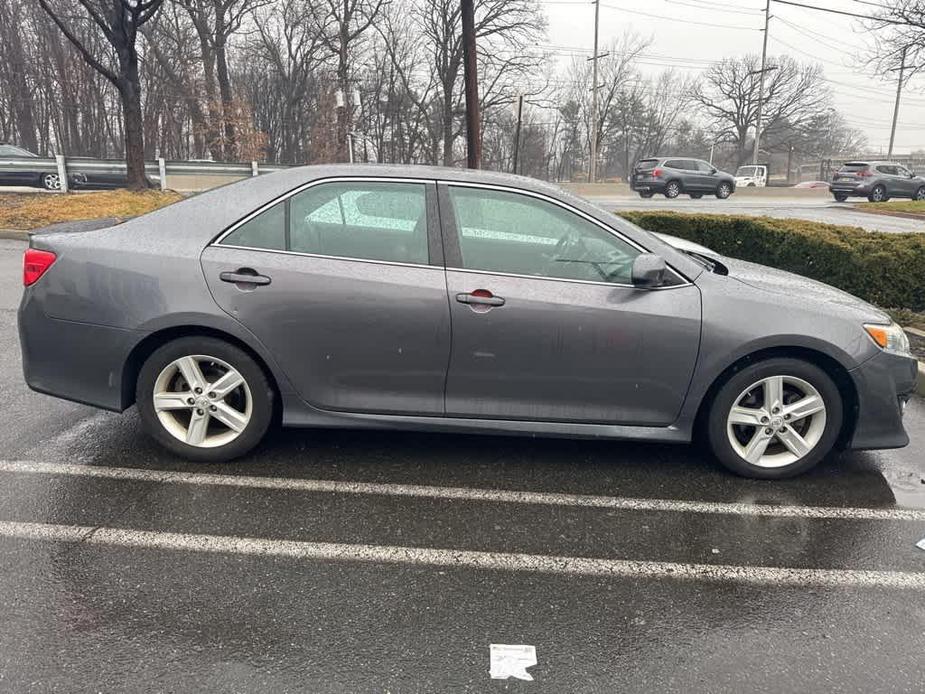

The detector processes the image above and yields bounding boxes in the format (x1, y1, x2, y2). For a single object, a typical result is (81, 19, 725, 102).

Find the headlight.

(864, 322, 911, 357)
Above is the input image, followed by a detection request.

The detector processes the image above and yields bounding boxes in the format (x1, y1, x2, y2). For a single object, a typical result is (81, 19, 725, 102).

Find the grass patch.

(0, 190, 183, 230)
(856, 200, 925, 216)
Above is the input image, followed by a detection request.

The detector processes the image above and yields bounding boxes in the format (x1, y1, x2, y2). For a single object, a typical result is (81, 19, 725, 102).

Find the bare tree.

(36, 0, 165, 188)
(690, 54, 832, 167)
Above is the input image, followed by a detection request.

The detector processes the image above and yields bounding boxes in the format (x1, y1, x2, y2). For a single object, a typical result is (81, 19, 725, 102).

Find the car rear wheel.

(136, 337, 273, 462)
(914, 186, 925, 201)
(715, 182, 732, 199)
(867, 185, 887, 203)
(41, 173, 61, 191)
(706, 358, 842, 479)
(833, 193, 848, 202)
(664, 181, 681, 198)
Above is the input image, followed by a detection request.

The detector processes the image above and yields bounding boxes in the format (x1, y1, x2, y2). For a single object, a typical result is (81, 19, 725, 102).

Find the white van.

(734, 165, 767, 187)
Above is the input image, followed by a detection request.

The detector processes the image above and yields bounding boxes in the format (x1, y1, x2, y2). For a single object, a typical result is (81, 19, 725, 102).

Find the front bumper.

(847, 351, 918, 450)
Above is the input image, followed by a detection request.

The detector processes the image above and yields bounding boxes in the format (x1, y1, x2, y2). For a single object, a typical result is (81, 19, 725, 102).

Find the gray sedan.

(18, 165, 918, 478)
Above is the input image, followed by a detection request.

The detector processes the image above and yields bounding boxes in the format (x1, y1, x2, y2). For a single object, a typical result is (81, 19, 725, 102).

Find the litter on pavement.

(489, 644, 537, 681)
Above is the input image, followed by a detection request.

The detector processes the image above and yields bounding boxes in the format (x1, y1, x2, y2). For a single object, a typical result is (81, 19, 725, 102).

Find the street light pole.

(888, 45, 907, 159)
(588, 0, 601, 183)
(753, 0, 771, 166)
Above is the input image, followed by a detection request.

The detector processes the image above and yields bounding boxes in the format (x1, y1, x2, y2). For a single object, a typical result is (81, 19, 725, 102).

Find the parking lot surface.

(593, 194, 925, 233)
(1, 238, 924, 692)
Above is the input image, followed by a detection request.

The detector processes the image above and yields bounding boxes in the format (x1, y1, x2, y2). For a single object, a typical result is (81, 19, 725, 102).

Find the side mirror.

(710, 167, 717, 174)
(632, 253, 667, 288)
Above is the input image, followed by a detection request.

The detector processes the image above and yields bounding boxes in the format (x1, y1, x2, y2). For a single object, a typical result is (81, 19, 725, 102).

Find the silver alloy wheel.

(916, 187, 925, 201)
(666, 182, 680, 198)
(871, 185, 886, 202)
(718, 183, 731, 198)
(152, 354, 252, 448)
(42, 173, 61, 190)
(726, 375, 827, 469)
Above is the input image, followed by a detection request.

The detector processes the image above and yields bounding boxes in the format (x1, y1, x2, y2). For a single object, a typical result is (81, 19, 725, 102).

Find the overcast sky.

(538, 0, 924, 154)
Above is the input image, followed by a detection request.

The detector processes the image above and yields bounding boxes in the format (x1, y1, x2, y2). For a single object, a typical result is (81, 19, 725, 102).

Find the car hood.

(721, 256, 889, 321)
(652, 232, 889, 321)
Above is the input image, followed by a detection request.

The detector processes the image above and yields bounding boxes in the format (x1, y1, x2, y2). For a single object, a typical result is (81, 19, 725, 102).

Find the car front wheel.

(716, 182, 732, 199)
(41, 173, 61, 191)
(136, 336, 274, 462)
(914, 186, 925, 201)
(706, 358, 843, 479)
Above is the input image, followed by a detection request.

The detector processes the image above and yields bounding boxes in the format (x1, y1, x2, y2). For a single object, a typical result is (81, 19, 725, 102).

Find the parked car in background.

(0, 143, 146, 190)
(631, 158, 736, 200)
(734, 165, 767, 187)
(829, 161, 925, 202)
(18, 164, 916, 479)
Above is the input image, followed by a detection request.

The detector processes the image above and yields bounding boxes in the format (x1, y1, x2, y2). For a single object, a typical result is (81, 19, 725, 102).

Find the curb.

(852, 206, 925, 222)
(0, 229, 29, 241)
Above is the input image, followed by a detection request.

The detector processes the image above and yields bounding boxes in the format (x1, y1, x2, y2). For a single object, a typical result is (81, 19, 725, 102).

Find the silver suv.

(830, 161, 925, 203)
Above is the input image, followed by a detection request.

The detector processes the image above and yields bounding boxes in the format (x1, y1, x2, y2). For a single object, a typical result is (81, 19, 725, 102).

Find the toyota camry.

(18, 165, 918, 478)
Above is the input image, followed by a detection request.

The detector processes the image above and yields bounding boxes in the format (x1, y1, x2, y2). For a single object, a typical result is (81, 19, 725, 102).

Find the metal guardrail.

(0, 155, 291, 192)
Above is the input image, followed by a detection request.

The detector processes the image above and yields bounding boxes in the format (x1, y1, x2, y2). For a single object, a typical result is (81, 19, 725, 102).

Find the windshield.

(736, 166, 757, 177)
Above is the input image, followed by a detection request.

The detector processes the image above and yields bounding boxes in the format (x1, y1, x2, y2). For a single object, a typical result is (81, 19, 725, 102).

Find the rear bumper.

(18, 290, 140, 412)
(631, 179, 667, 193)
(829, 183, 872, 196)
(847, 351, 918, 450)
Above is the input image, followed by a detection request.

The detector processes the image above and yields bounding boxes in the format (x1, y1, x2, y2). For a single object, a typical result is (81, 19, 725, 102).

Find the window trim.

(212, 176, 442, 269)
(437, 180, 690, 290)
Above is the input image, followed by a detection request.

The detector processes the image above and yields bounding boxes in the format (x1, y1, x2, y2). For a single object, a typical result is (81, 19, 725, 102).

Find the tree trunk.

(214, 3, 236, 156)
(117, 55, 148, 191)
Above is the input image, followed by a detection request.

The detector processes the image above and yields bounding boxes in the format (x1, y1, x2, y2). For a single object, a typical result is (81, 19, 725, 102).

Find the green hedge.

(619, 211, 925, 312)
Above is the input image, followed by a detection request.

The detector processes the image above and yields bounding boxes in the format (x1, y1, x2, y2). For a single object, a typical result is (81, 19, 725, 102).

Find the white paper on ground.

(489, 644, 537, 681)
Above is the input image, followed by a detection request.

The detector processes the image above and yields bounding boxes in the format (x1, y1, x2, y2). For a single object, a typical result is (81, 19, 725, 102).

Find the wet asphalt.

(1, 238, 925, 692)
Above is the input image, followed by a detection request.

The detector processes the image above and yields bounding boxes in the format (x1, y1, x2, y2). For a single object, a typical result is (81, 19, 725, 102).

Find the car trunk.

(833, 162, 869, 182)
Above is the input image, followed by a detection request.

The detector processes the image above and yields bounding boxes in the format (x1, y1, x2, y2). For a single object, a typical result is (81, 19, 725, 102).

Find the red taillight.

(652, 167, 663, 178)
(23, 249, 56, 286)
(857, 169, 872, 177)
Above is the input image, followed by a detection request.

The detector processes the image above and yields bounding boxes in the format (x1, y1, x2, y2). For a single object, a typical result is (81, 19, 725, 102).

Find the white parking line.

(2, 519, 924, 589)
(2, 459, 925, 522)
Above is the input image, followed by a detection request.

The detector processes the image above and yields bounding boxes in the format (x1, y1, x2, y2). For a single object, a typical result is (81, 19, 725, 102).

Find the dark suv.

(830, 161, 925, 203)
(631, 157, 736, 199)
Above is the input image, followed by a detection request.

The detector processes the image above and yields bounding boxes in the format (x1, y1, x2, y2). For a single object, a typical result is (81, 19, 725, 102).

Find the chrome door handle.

(456, 291, 505, 306)
(220, 269, 271, 286)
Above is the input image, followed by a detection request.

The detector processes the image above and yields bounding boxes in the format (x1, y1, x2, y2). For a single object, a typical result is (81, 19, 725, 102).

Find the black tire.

(689, 193, 703, 199)
(664, 180, 681, 199)
(136, 336, 274, 462)
(638, 191, 654, 199)
(705, 357, 843, 479)
(41, 172, 61, 191)
(914, 186, 925, 201)
(715, 182, 732, 199)
(867, 185, 887, 203)
(833, 193, 848, 202)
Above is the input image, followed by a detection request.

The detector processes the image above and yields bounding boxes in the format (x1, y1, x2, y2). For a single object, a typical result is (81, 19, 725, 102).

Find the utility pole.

(752, 0, 771, 166)
(588, 0, 601, 183)
(512, 94, 524, 175)
(888, 46, 907, 159)
(461, 0, 481, 169)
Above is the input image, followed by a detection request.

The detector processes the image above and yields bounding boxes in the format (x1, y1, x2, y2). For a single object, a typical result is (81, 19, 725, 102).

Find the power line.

(599, 2, 761, 30)
(770, 0, 908, 25)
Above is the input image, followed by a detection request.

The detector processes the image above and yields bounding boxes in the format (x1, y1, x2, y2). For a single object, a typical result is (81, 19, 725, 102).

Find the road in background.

(1, 238, 925, 691)
(591, 194, 925, 234)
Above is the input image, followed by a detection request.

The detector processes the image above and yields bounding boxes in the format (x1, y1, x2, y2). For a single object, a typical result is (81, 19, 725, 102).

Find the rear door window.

(289, 181, 428, 264)
(876, 165, 897, 175)
(664, 159, 687, 170)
